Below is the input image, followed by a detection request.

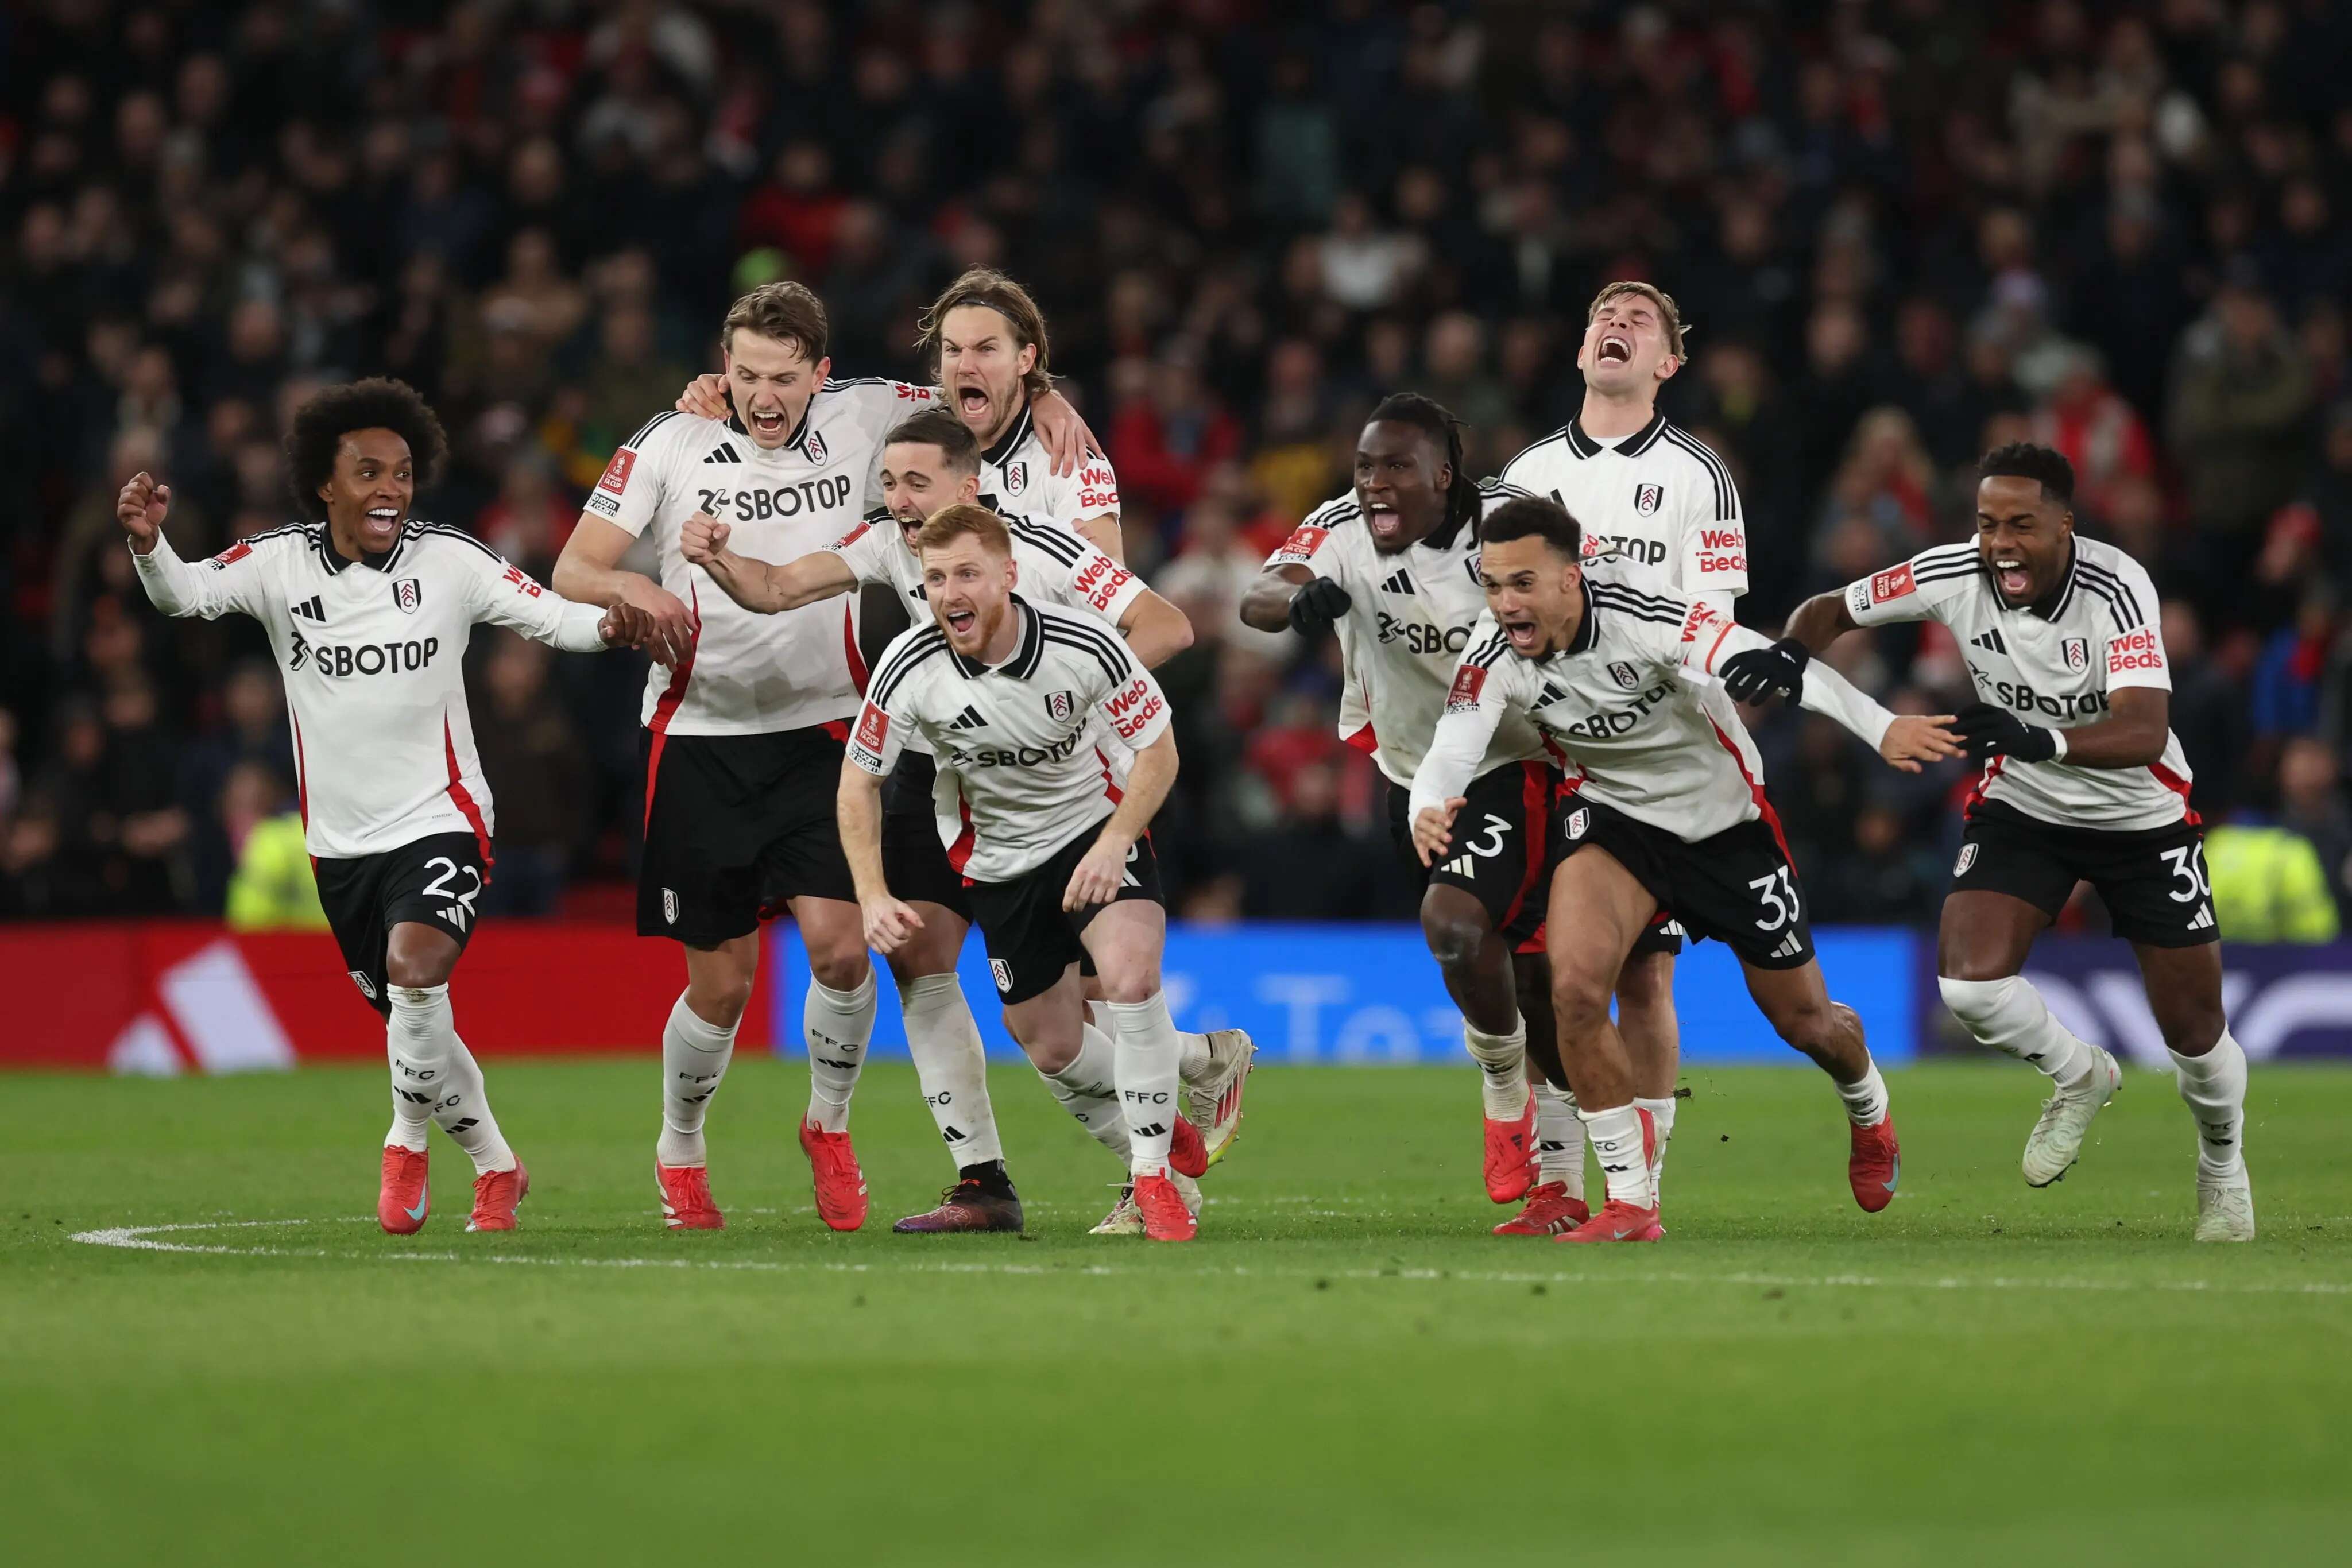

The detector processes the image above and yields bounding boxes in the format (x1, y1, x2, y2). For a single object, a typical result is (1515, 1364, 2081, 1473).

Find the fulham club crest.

(1566, 807, 1591, 841)
(2062, 637, 2089, 671)
(1634, 483, 1664, 516)
(393, 577, 423, 614)
(1953, 843, 1979, 877)
(804, 428, 827, 465)
(1608, 660, 1640, 690)
(1005, 459, 1029, 496)
(1044, 691, 1075, 722)
(662, 888, 680, 926)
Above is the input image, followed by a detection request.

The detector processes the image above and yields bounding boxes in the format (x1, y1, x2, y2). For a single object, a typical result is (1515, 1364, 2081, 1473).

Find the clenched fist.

(680, 512, 730, 566)
(118, 471, 171, 554)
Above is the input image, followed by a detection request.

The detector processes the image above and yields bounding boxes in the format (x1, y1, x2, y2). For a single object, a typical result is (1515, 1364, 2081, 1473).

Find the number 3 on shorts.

(1748, 865, 1801, 931)
(2160, 843, 2211, 904)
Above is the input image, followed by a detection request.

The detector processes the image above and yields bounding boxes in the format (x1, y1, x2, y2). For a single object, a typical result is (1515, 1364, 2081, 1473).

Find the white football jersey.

(1503, 411, 1748, 611)
(850, 597, 1173, 882)
(1267, 478, 1548, 787)
(585, 378, 941, 737)
(974, 397, 1121, 537)
(132, 521, 610, 860)
(1411, 562, 1893, 842)
(1844, 535, 2192, 830)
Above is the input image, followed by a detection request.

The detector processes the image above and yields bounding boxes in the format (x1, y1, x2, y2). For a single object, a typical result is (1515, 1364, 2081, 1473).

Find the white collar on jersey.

(311, 521, 401, 575)
(980, 397, 1036, 468)
(727, 386, 826, 457)
(1561, 577, 1601, 655)
(1562, 408, 1670, 460)
(948, 594, 1049, 681)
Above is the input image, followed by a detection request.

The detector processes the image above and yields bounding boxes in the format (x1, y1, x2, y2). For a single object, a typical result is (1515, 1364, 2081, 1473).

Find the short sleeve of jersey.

(1264, 498, 1358, 583)
(1062, 540, 1146, 624)
(1843, 548, 1978, 628)
(1062, 450, 1121, 524)
(1092, 645, 1171, 751)
(824, 518, 900, 586)
(583, 412, 698, 536)
(1673, 436, 1748, 604)
(848, 628, 932, 776)
(828, 378, 941, 440)
(2098, 555, 2172, 693)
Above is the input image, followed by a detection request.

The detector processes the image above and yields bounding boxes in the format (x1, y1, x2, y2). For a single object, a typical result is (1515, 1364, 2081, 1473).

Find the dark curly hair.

(285, 377, 448, 522)
(1977, 441, 2075, 505)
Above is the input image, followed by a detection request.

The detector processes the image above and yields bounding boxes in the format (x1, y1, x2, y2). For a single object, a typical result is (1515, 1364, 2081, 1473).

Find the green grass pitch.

(5, 1058, 2348, 1567)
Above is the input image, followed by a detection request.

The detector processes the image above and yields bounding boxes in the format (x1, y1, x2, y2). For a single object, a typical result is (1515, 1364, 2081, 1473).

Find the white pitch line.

(63, 1218, 2352, 1298)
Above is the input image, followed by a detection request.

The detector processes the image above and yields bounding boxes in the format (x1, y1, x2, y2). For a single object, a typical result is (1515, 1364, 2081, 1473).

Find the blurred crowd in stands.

(5, 0, 2352, 940)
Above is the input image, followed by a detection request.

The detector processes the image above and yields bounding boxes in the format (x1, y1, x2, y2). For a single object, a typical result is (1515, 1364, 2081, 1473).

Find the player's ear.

(813, 354, 833, 385)
(1016, 340, 1038, 379)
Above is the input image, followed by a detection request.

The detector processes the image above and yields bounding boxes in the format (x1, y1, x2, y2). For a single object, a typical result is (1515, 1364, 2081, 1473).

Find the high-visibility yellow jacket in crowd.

(225, 812, 330, 932)
(2204, 824, 2341, 944)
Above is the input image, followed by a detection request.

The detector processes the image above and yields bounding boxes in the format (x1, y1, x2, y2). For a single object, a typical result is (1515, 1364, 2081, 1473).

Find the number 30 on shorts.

(2161, 844, 2212, 904)
(1748, 865, 1801, 931)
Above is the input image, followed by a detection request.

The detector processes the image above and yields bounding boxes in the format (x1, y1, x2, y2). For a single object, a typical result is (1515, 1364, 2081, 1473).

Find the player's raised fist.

(117, 471, 170, 553)
(675, 373, 729, 420)
(680, 512, 729, 566)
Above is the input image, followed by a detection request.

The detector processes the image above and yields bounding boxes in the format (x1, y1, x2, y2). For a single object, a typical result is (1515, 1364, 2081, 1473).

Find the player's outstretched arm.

(552, 514, 695, 668)
(119, 470, 262, 620)
(1406, 628, 1514, 857)
(1781, 589, 1863, 653)
(1065, 726, 1178, 912)
(837, 761, 920, 953)
(1953, 687, 2170, 769)
(679, 512, 856, 613)
(1115, 587, 1194, 669)
(1237, 563, 1317, 633)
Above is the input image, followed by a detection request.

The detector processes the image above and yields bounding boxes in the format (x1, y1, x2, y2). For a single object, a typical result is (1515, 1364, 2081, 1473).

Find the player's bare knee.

(1419, 904, 1490, 973)
(2154, 996, 2225, 1057)
(383, 942, 454, 991)
(1090, 958, 1160, 1006)
(685, 973, 754, 1029)
(1550, 971, 1613, 1040)
(804, 940, 871, 993)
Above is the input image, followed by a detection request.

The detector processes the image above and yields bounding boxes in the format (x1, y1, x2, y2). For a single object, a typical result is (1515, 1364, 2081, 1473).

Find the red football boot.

(1132, 1172, 1197, 1241)
(1483, 1096, 1538, 1203)
(378, 1145, 431, 1235)
(799, 1119, 869, 1232)
(467, 1161, 529, 1232)
(1848, 1117, 1901, 1214)
(1554, 1199, 1666, 1244)
(656, 1163, 724, 1230)
(1493, 1180, 1591, 1237)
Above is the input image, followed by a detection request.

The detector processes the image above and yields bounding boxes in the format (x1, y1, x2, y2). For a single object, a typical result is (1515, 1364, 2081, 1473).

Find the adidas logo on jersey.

(1971, 628, 2008, 655)
(2187, 903, 2216, 931)
(1768, 931, 1805, 959)
(703, 442, 744, 464)
(948, 704, 988, 730)
(1379, 570, 1416, 595)
(290, 596, 326, 622)
(1441, 854, 1479, 878)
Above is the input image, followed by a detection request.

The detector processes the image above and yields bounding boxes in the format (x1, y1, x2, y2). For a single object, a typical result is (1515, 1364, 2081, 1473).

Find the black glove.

(1951, 703, 2059, 762)
(1287, 576, 1353, 636)
(1718, 637, 1812, 703)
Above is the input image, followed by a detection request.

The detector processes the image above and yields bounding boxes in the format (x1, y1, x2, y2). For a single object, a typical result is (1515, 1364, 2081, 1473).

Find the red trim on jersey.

(1095, 745, 1124, 805)
(1496, 761, 1551, 933)
(291, 713, 309, 830)
(1701, 619, 1736, 675)
(2148, 761, 2201, 826)
(946, 793, 976, 876)
(1962, 756, 2007, 820)
(1344, 723, 1378, 755)
(819, 719, 849, 742)
(842, 600, 869, 696)
(442, 714, 494, 872)
(641, 587, 701, 832)
(1704, 715, 1791, 864)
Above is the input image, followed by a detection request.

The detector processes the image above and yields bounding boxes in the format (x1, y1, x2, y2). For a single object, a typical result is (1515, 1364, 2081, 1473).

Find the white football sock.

(1835, 1057, 1890, 1128)
(1464, 1015, 1531, 1120)
(2171, 1030, 2248, 1179)
(1580, 1101, 1658, 1210)
(1534, 1079, 1583, 1197)
(900, 972, 1003, 1168)
(1039, 1023, 1130, 1165)
(1635, 1094, 1677, 1199)
(1939, 975, 2091, 1085)
(1091, 997, 1212, 1082)
(803, 969, 877, 1134)
(1103, 992, 1183, 1175)
(385, 984, 513, 1174)
(658, 992, 737, 1168)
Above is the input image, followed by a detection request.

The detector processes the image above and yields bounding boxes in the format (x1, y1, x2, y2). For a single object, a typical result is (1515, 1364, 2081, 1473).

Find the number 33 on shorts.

(1748, 865, 1801, 930)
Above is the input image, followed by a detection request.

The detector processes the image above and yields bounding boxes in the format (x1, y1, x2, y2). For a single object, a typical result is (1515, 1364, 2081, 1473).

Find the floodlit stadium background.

(7, 1, 2352, 1071)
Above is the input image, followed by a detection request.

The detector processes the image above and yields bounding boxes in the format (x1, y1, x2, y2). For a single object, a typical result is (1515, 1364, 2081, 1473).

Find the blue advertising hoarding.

(769, 922, 1921, 1065)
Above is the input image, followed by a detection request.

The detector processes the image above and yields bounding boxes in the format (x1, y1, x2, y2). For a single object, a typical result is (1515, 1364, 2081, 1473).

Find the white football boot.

(2022, 1044, 2122, 1187)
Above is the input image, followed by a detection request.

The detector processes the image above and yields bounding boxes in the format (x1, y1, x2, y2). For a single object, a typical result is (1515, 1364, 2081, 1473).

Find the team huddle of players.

(117, 268, 2256, 1246)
